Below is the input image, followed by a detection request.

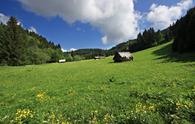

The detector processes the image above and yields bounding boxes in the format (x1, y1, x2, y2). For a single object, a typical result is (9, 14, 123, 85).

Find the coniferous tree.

(172, 7, 195, 52)
(0, 23, 8, 65)
(6, 17, 27, 65)
(154, 30, 163, 45)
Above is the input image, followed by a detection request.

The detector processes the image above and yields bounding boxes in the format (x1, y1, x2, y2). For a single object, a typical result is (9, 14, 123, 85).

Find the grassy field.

(1, 42, 195, 124)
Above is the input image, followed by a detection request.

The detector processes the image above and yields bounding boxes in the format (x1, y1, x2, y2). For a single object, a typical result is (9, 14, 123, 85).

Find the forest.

(171, 7, 195, 53)
(0, 17, 64, 66)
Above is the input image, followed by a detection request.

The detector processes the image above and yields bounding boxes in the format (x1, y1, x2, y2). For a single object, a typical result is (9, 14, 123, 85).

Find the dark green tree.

(5, 17, 27, 65)
(0, 23, 9, 65)
(172, 7, 195, 52)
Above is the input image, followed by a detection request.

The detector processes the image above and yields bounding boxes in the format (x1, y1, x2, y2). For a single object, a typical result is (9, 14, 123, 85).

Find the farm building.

(94, 56, 105, 60)
(113, 52, 133, 62)
(59, 59, 66, 63)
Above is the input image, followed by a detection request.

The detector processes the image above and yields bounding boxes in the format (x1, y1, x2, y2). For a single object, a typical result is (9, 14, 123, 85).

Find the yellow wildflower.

(176, 101, 193, 110)
(67, 88, 76, 96)
(36, 92, 48, 101)
(103, 113, 114, 124)
(192, 86, 195, 91)
(15, 109, 34, 123)
(62, 121, 72, 124)
(90, 116, 98, 124)
(135, 102, 156, 113)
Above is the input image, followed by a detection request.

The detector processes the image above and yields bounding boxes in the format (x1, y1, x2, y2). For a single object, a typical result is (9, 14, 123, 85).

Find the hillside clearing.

(1, 42, 195, 123)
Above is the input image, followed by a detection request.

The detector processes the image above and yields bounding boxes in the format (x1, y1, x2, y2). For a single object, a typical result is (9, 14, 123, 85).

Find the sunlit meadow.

(1, 42, 195, 123)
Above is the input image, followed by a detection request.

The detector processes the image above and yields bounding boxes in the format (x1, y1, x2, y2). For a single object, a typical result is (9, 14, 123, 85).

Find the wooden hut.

(113, 52, 133, 62)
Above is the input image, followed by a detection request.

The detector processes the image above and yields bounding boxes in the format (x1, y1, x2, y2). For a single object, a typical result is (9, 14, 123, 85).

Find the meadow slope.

(1, 42, 195, 123)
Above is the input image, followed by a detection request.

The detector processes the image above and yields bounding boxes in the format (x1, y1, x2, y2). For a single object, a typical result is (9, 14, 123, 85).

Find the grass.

(1, 42, 195, 123)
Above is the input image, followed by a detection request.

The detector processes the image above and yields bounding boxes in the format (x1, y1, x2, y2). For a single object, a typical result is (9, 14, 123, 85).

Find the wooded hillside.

(171, 7, 195, 53)
(0, 17, 64, 66)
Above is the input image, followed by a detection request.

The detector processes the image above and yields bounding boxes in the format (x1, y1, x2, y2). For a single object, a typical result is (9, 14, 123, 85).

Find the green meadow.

(1, 42, 195, 124)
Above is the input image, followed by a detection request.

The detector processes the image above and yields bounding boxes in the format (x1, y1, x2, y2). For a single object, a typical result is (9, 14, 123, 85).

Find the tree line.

(171, 6, 195, 53)
(69, 28, 171, 59)
(128, 28, 168, 52)
(108, 28, 171, 54)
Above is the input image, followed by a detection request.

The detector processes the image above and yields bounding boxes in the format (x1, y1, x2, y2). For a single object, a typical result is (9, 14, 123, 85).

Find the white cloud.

(0, 13, 23, 27)
(18, 0, 140, 45)
(17, 21, 23, 27)
(61, 48, 77, 52)
(0, 13, 9, 24)
(69, 48, 77, 52)
(28, 26, 38, 33)
(146, 0, 193, 30)
(61, 48, 67, 52)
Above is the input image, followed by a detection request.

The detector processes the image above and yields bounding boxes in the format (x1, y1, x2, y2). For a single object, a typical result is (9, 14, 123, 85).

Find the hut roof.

(118, 52, 132, 58)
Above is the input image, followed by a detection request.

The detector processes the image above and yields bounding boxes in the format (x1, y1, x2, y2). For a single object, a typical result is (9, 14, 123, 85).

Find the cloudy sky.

(0, 0, 194, 50)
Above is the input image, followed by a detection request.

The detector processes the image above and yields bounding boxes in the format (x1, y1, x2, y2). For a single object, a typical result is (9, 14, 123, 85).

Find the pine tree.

(6, 17, 27, 65)
(172, 7, 195, 52)
(0, 23, 8, 65)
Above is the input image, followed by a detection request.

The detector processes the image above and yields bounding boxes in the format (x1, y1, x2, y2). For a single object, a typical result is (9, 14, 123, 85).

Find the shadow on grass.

(108, 61, 115, 64)
(153, 43, 195, 63)
(108, 61, 134, 64)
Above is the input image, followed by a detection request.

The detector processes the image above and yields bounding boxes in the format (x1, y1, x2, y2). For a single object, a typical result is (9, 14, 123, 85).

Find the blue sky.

(0, 0, 194, 50)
